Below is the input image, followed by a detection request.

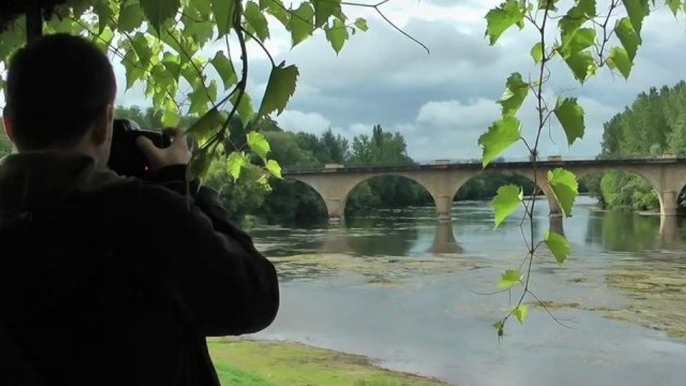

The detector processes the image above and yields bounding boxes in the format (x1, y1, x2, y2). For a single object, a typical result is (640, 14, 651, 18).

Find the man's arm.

(132, 179, 280, 337)
(133, 133, 279, 336)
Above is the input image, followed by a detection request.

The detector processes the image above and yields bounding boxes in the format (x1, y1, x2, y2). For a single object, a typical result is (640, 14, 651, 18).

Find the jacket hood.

(0, 152, 129, 215)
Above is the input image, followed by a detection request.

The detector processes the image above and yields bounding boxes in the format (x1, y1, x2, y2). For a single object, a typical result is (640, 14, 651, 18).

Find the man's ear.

(92, 104, 114, 145)
(3, 114, 16, 143)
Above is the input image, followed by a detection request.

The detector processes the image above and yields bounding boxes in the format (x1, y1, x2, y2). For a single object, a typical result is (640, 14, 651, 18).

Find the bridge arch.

(572, 167, 666, 215)
(453, 169, 561, 216)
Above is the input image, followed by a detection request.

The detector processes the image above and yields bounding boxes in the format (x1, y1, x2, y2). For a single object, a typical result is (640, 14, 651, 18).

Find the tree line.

(588, 81, 686, 211)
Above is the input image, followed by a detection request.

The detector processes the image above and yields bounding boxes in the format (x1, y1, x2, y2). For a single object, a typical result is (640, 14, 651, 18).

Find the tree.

(0, 0, 380, 182)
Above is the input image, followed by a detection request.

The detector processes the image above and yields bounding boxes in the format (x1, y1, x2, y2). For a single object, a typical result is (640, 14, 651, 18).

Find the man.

(0, 34, 279, 385)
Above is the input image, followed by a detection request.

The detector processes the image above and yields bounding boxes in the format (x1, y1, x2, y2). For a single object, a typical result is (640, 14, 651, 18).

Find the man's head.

(3, 33, 117, 164)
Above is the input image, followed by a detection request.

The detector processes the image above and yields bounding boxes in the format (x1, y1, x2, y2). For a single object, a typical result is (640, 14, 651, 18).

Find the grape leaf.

(562, 49, 596, 83)
(118, 1, 144, 33)
(140, 0, 180, 34)
(492, 185, 523, 228)
(498, 269, 522, 289)
(266, 159, 283, 179)
(211, 51, 237, 90)
(313, 0, 342, 28)
(186, 107, 223, 140)
(258, 64, 299, 118)
(485, 0, 525, 45)
(514, 305, 529, 324)
(478, 116, 521, 167)
(666, 0, 681, 15)
(213, 0, 236, 37)
(608, 46, 632, 79)
(230, 92, 255, 127)
(545, 231, 571, 264)
(498, 73, 529, 118)
(245, 1, 270, 41)
(554, 97, 585, 146)
(189, 150, 212, 179)
(622, 0, 650, 34)
(531, 42, 543, 63)
(325, 18, 349, 54)
(547, 168, 578, 217)
(354, 18, 369, 32)
(290, 2, 315, 47)
(227, 151, 246, 180)
(247, 131, 271, 159)
(93, 1, 113, 34)
(614, 17, 641, 60)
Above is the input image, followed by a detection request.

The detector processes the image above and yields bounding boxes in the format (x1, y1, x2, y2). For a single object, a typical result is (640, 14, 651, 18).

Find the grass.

(208, 338, 456, 386)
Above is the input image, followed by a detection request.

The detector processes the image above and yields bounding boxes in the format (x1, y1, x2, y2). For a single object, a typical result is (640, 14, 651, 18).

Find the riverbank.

(208, 338, 457, 386)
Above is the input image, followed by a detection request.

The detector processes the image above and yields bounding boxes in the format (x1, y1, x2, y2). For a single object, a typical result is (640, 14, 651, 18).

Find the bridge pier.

(660, 189, 679, 216)
(435, 194, 453, 222)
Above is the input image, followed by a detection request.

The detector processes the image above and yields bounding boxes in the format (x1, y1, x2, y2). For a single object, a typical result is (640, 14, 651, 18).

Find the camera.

(108, 118, 172, 178)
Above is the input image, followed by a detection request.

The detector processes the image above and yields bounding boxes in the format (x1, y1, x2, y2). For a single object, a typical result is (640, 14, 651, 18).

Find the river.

(247, 195, 686, 386)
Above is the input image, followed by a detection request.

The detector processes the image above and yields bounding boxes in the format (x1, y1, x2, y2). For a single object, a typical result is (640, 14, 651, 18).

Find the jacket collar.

(0, 151, 129, 215)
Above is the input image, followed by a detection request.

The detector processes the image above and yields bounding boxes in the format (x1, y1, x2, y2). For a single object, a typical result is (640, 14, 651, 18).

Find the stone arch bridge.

(283, 158, 686, 223)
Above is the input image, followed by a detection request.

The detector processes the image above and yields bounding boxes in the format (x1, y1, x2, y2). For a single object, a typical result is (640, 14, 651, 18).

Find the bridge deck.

(283, 158, 686, 175)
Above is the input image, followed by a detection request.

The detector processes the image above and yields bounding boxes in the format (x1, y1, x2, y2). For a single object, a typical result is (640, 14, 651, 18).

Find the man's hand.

(136, 128, 191, 171)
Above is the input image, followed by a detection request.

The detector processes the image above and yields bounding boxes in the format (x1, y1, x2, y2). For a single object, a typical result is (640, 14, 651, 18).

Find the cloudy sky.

(113, 0, 686, 162)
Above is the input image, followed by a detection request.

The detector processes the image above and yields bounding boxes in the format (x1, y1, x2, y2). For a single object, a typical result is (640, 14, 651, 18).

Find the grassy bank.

(208, 338, 456, 386)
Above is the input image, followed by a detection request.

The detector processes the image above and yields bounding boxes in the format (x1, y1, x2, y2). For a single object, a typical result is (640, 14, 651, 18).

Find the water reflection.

(549, 215, 564, 236)
(429, 221, 462, 254)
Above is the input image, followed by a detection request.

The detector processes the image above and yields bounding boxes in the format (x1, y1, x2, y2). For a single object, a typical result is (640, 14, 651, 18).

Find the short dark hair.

(5, 33, 117, 150)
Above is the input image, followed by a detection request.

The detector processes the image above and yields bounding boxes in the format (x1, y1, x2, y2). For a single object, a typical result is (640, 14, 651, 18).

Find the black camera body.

(108, 119, 172, 178)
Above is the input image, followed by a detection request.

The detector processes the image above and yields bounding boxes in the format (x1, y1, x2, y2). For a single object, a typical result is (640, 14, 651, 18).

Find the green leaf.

(325, 18, 349, 54)
(161, 108, 181, 127)
(313, 0, 342, 28)
(213, 0, 236, 37)
(531, 42, 543, 63)
(562, 49, 596, 83)
(354, 18, 369, 32)
(131, 32, 152, 65)
(514, 304, 529, 324)
(493, 320, 505, 337)
(118, 1, 144, 33)
(492, 185, 523, 228)
(183, 12, 214, 45)
(140, 0, 180, 34)
(544, 231, 571, 264)
(227, 151, 246, 180)
(188, 80, 218, 115)
(484, 0, 525, 45)
(622, 0, 650, 34)
(561, 28, 596, 55)
(498, 73, 529, 118)
(666, 0, 681, 15)
(547, 168, 579, 217)
(607, 47, 632, 79)
(245, 1, 270, 41)
(230, 92, 255, 127)
(478, 116, 521, 167)
(258, 64, 299, 118)
(498, 269, 522, 289)
(290, 2, 315, 47)
(189, 151, 213, 179)
(93, 1, 113, 34)
(554, 97, 585, 146)
(67, 0, 91, 18)
(187, 107, 224, 140)
(614, 17, 641, 60)
(247, 131, 271, 159)
(266, 159, 282, 179)
(211, 51, 237, 90)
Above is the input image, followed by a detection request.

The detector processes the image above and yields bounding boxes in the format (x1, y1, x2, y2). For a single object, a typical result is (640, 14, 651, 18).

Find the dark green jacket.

(0, 152, 279, 386)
